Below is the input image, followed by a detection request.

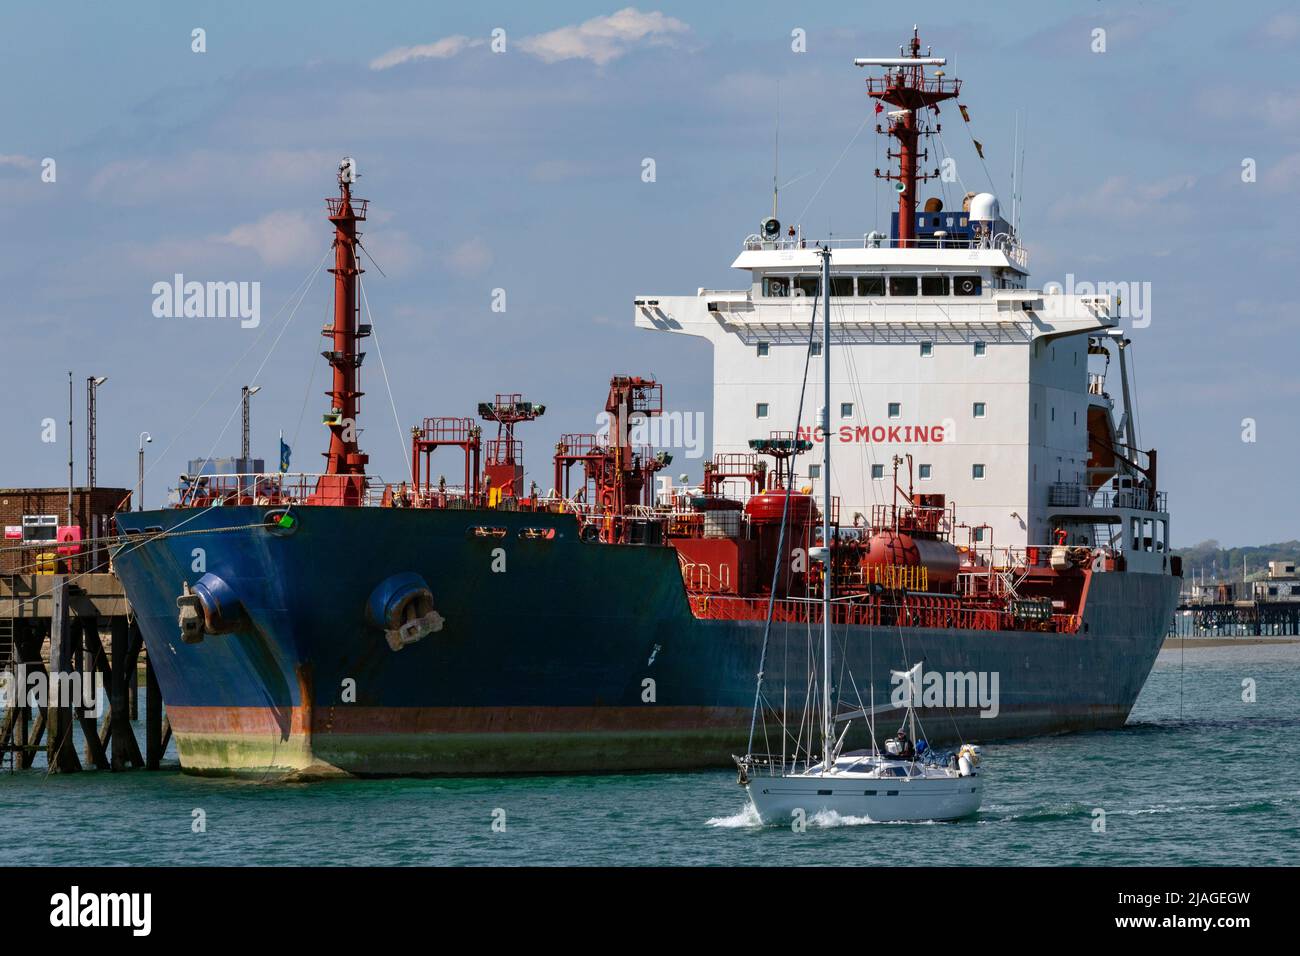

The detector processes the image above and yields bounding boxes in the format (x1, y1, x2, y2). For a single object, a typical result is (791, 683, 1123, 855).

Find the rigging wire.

(137, 246, 330, 494)
(358, 275, 413, 479)
(745, 290, 822, 758)
(794, 115, 873, 229)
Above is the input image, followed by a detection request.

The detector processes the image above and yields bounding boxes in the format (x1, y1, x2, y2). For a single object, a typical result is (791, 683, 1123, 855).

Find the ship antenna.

(1015, 113, 1028, 237)
(1011, 111, 1019, 237)
(772, 81, 780, 220)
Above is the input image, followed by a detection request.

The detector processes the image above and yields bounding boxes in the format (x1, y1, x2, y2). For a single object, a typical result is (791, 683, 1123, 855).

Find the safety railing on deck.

(1047, 483, 1168, 513)
(688, 592, 1080, 634)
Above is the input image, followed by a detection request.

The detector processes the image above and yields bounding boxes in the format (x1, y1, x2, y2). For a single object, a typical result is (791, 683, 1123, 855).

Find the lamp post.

(137, 432, 152, 511)
(67, 371, 74, 525)
(87, 376, 108, 489)
(241, 385, 262, 465)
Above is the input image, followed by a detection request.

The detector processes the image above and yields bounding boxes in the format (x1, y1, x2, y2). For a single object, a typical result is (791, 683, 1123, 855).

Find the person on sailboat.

(894, 729, 916, 761)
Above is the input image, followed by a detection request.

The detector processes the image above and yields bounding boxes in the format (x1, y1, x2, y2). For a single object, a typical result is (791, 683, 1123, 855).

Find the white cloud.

(1262, 12, 1300, 44)
(219, 210, 321, 268)
(1198, 87, 1300, 132)
(0, 154, 37, 170)
(447, 237, 493, 277)
(518, 7, 689, 65)
(1048, 174, 1196, 222)
(369, 35, 483, 70)
(360, 229, 421, 277)
(88, 149, 339, 204)
(1260, 152, 1300, 193)
(369, 8, 690, 71)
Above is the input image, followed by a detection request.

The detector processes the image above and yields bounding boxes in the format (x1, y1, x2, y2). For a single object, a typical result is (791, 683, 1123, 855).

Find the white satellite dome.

(968, 192, 1000, 222)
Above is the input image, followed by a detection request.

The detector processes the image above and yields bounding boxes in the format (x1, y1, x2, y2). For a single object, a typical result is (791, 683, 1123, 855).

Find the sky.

(1, 0, 1296, 547)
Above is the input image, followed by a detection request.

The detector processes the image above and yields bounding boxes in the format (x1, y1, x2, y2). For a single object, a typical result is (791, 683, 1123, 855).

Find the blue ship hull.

(112, 505, 1180, 776)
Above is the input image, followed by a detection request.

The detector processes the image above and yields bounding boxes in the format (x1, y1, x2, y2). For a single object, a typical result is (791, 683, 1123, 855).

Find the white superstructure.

(635, 32, 1170, 568)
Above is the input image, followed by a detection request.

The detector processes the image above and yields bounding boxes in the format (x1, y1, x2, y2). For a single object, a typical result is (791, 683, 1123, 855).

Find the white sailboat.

(736, 246, 985, 825)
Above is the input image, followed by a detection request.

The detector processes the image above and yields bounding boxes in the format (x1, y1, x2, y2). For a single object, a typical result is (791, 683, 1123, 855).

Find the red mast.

(862, 28, 961, 248)
(311, 160, 371, 506)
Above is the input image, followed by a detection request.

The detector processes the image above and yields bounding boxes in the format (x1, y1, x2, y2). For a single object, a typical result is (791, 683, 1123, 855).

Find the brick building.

(0, 487, 132, 574)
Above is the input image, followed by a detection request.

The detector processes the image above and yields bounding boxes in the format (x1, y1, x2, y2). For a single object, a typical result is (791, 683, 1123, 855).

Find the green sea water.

(3, 642, 1297, 866)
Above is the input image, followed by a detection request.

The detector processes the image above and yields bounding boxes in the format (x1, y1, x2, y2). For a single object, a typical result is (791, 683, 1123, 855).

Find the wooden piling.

(109, 616, 131, 770)
(144, 621, 163, 770)
(74, 618, 110, 770)
(47, 576, 81, 773)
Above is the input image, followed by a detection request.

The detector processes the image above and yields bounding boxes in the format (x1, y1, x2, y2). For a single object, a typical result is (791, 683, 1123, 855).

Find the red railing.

(688, 592, 1081, 634)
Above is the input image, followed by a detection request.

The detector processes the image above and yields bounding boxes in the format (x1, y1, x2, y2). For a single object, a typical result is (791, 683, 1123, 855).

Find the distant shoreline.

(1163, 637, 1299, 648)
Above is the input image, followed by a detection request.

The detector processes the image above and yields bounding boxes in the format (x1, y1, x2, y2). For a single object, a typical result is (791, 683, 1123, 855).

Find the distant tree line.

(1174, 540, 1300, 583)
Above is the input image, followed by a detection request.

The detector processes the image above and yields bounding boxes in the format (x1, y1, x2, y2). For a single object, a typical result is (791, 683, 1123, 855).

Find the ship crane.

(478, 394, 545, 502)
(599, 375, 666, 517)
(550, 376, 667, 531)
(748, 433, 812, 491)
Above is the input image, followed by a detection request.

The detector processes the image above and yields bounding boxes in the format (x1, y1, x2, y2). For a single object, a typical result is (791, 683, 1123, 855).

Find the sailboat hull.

(747, 774, 983, 824)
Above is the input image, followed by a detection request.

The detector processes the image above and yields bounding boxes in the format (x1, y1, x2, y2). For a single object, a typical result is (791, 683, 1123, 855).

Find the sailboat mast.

(820, 246, 833, 766)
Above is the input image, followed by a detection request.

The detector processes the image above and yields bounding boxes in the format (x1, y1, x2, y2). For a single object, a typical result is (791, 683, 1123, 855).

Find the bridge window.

(830, 276, 855, 296)
(763, 276, 790, 297)
(920, 341, 933, 356)
(954, 275, 982, 296)
(919, 464, 932, 480)
(973, 341, 987, 356)
(757, 341, 769, 357)
(921, 275, 949, 296)
(889, 276, 918, 296)
(858, 275, 885, 296)
(755, 403, 769, 419)
(871, 464, 884, 480)
(974, 527, 986, 542)
(887, 402, 901, 419)
(973, 402, 986, 418)
(810, 341, 822, 355)
(809, 464, 821, 479)
(972, 463, 986, 480)
(840, 402, 854, 418)
(794, 276, 820, 298)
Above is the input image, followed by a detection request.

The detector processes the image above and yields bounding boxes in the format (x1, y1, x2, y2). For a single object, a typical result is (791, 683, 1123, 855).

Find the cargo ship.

(111, 31, 1180, 777)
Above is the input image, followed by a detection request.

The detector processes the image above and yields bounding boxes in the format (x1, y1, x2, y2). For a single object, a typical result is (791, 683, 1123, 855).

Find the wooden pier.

(1, 571, 170, 772)
(1173, 599, 1300, 638)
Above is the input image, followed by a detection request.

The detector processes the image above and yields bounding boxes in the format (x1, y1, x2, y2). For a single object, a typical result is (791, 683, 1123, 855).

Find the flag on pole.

(958, 103, 971, 123)
(874, 101, 884, 114)
(279, 430, 292, 473)
(973, 139, 985, 159)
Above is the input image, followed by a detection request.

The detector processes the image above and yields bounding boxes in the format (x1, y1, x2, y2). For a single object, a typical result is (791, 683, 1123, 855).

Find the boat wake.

(705, 804, 762, 828)
(707, 804, 947, 828)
